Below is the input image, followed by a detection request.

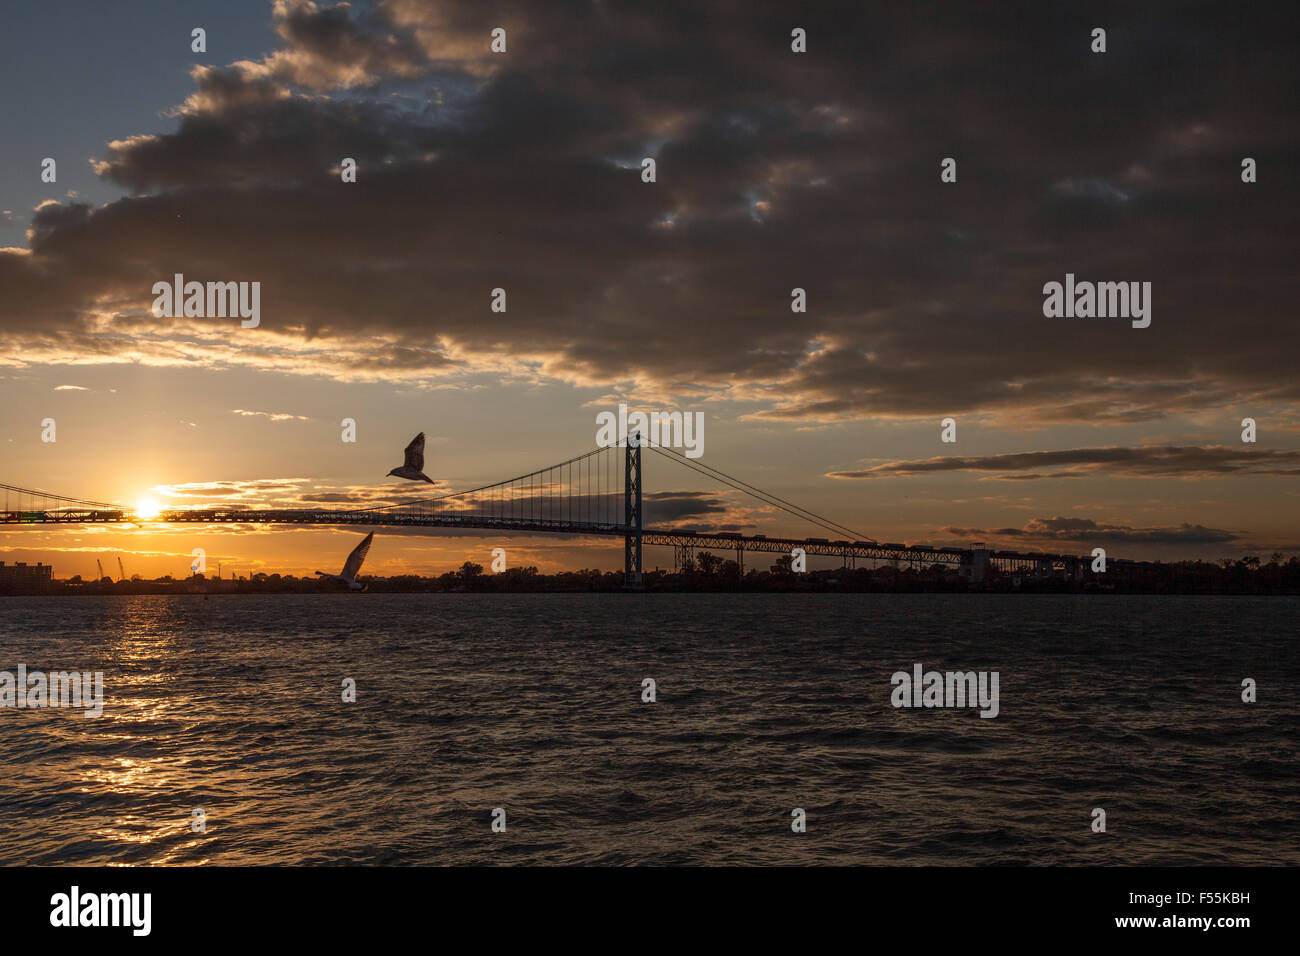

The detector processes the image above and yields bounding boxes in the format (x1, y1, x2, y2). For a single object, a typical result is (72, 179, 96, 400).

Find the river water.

(1, 593, 1295, 865)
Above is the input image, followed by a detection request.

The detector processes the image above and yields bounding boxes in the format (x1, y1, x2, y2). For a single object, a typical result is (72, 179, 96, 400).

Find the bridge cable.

(646, 444, 871, 541)
(341, 446, 611, 514)
(0, 482, 121, 511)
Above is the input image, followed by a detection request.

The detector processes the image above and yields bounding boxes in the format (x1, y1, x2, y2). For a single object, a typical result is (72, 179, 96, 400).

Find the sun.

(135, 497, 162, 520)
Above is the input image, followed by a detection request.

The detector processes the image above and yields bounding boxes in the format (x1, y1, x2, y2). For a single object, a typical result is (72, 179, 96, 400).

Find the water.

(1, 594, 1296, 865)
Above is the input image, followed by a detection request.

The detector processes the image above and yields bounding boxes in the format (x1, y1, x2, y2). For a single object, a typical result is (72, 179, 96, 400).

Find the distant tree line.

(9, 551, 1300, 595)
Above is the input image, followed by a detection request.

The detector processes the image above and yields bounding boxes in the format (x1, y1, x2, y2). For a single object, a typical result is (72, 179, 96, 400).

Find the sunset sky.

(2, 0, 1297, 579)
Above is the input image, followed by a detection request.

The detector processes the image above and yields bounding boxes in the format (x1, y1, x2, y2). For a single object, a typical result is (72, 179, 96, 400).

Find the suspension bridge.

(1, 441, 1111, 586)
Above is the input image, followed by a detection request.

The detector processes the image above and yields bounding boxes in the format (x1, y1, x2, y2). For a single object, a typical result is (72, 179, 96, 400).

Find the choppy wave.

(0, 593, 1296, 865)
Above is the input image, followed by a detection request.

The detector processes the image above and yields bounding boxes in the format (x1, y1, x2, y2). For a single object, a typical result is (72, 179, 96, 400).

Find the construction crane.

(96, 559, 105, 582)
(117, 556, 126, 582)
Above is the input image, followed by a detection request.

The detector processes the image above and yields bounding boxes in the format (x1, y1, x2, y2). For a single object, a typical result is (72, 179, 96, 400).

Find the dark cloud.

(828, 445, 1300, 479)
(153, 477, 450, 506)
(261, 0, 434, 88)
(643, 490, 730, 524)
(153, 479, 309, 498)
(940, 516, 1240, 546)
(1, 0, 1296, 423)
(299, 487, 449, 504)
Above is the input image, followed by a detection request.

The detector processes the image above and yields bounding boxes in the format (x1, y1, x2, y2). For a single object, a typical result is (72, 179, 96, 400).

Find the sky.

(2, 0, 1298, 580)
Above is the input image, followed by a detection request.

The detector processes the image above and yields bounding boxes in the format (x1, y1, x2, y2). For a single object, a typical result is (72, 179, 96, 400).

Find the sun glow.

(135, 497, 162, 520)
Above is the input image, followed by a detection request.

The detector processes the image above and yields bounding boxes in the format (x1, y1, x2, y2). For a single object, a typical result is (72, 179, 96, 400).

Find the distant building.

(0, 561, 53, 591)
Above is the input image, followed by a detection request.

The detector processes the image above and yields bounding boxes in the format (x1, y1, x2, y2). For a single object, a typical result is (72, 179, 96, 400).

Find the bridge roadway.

(0, 506, 1093, 572)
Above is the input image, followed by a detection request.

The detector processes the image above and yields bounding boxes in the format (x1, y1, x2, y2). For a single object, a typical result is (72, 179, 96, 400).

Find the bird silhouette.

(316, 532, 374, 590)
(387, 432, 434, 483)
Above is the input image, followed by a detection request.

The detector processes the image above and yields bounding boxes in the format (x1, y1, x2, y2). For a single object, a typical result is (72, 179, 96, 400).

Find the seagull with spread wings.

(316, 532, 374, 591)
(387, 432, 435, 483)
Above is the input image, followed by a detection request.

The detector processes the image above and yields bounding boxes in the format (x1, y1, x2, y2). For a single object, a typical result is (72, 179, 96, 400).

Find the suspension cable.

(647, 444, 870, 541)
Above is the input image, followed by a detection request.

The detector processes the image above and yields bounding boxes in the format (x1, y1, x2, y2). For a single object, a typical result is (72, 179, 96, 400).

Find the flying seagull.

(388, 432, 434, 483)
(316, 532, 374, 591)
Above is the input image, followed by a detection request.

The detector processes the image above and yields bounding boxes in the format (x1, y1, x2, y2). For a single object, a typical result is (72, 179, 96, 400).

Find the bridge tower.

(624, 433, 643, 590)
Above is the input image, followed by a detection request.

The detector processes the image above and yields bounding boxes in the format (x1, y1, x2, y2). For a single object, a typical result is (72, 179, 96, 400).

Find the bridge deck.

(0, 507, 1095, 569)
